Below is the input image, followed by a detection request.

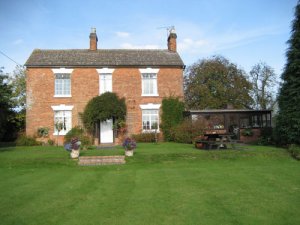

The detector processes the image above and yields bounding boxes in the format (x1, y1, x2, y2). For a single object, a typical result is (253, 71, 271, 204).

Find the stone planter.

(70, 149, 80, 159)
(125, 149, 134, 157)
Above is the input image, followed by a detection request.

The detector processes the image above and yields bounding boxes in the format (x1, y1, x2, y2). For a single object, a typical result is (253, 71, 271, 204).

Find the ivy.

(160, 96, 184, 141)
(82, 92, 126, 132)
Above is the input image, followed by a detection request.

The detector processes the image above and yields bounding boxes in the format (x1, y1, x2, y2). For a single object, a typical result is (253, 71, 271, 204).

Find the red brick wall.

(26, 67, 183, 143)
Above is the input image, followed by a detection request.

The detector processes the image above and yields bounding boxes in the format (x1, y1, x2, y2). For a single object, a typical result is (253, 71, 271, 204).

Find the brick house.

(25, 28, 185, 144)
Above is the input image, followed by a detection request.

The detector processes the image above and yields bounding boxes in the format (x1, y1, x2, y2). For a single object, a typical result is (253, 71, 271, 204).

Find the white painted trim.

(141, 94, 159, 97)
(51, 104, 74, 111)
(139, 103, 161, 110)
(52, 68, 73, 73)
(96, 68, 115, 74)
(53, 131, 68, 136)
(53, 95, 72, 98)
(139, 68, 159, 73)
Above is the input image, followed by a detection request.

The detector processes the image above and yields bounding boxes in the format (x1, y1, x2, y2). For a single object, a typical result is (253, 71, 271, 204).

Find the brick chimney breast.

(167, 27, 177, 52)
(89, 28, 98, 50)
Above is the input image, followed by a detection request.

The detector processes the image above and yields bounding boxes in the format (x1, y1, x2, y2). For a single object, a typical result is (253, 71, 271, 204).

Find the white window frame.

(140, 104, 160, 132)
(52, 68, 73, 97)
(97, 68, 114, 95)
(140, 68, 159, 97)
(51, 104, 73, 135)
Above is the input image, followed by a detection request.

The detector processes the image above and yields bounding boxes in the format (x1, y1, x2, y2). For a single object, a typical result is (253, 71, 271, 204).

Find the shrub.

(132, 133, 156, 142)
(37, 127, 49, 137)
(160, 97, 184, 141)
(16, 135, 41, 146)
(64, 126, 92, 148)
(288, 144, 300, 160)
(241, 128, 254, 136)
(47, 139, 55, 146)
(171, 118, 205, 144)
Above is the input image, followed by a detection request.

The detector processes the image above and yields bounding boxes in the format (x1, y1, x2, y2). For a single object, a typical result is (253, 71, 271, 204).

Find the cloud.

(12, 39, 24, 45)
(177, 26, 281, 55)
(120, 43, 160, 49)
(115, 32, 130, 38)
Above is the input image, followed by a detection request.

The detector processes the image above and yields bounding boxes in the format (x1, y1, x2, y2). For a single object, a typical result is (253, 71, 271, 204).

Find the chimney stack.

(89, 28, 98, 50)
(167, 27, 177, 52)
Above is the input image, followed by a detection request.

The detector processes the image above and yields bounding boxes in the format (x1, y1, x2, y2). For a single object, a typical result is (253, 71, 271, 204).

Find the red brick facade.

(26, 67, 183, 144)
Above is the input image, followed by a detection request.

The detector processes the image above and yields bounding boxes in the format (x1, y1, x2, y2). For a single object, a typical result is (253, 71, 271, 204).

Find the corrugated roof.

(25, 49, 185, 68)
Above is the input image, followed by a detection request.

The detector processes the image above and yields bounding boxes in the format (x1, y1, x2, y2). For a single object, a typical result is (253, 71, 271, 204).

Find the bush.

(16, 135, 41, 146)
(160, 97, 184, 141)
(241, 128, 254, 137)
(132, 133, 156, 142)
(256, 127, 273, 145)
(288, 144, 300, 160)
(171, 118, 205, 144)
(64, 126, 92, 148)
(47, 139, 55, 146)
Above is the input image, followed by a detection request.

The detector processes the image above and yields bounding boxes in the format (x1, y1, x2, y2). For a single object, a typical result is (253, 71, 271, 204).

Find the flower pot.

(125, 150, 133, 157)
(70, 149, 80, 159)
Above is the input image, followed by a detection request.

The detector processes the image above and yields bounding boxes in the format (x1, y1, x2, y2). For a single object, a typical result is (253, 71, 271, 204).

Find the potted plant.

(64, 137, 81, 159)
(122, 137, 136, 156)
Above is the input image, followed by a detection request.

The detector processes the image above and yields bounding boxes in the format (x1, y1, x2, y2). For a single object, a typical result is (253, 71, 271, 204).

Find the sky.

(0, 0, 298, 79)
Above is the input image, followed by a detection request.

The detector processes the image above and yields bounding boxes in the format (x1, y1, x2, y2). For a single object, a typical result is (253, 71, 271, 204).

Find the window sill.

(142, 130, 160, 133)
(54, 95, 72, 98)
(141, 94, 159, 97)
(53, 132, 67, 136)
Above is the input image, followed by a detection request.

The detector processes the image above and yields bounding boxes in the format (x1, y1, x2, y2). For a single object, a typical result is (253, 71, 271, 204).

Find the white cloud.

(120, 43, 160, 49)
(12, 39, 24, 45)
(115, 32, 130, 38)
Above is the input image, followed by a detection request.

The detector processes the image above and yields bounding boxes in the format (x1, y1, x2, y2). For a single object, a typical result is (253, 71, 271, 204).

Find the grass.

(0, 143, 299, 225)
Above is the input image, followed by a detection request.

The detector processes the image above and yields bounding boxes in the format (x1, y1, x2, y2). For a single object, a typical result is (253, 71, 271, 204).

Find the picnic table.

(195, 133, 237, 150)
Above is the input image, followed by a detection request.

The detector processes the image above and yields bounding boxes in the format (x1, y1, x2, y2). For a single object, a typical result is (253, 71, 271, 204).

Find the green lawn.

(0, 143, 299, 225)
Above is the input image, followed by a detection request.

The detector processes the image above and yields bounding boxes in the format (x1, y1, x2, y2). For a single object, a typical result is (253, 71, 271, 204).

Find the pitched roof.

(25, 49, 185, 68)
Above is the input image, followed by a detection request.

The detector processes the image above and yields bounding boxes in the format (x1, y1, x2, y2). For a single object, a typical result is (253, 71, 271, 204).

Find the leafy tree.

(9, 65, 26, 110)
(82, 92, 126, 132)
(276, 2, 300, 145)
(160, 96, 184, 141)
(249, 62, 277, 110)
(184, 55, 253, 109)
(8, 66, 26, 133)
(0, 68, 13, 140)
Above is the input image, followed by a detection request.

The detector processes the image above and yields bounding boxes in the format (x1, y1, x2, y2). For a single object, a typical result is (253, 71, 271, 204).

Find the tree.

(276, 2, 300, 145)
(82, 92, 126, 133)
(9, 65, 26, 110)
(0, 67, 13, 140)
(8, 65, 26, 133)
(249, 62, 277, 110)
(184, 55, 253, 109)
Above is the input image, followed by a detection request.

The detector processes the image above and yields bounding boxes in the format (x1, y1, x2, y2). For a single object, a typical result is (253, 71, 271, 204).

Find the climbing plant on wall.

(82, 92, 126, 133)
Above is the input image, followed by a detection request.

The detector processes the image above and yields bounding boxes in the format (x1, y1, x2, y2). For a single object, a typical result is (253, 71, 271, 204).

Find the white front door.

(100, 119, 113, 143)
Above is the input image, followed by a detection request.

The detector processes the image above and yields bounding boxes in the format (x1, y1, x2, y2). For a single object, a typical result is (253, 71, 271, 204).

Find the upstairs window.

(55, 73, 71, 96)
(142, 73, 157, 96)
(52, 68, 73, 97)
(140, 68, 159, 96)
(97, 68, 114, 95)
(100, 73, 112, 94)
